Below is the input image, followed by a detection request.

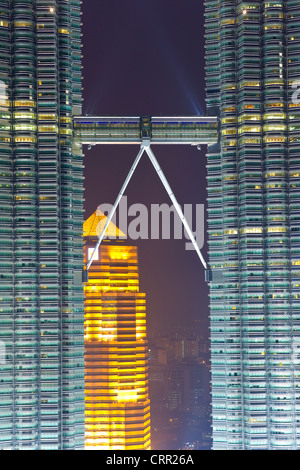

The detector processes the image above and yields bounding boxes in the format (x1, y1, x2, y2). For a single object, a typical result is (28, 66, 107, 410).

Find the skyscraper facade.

(84, 211, 151, 450)
(0, 1, 84, 449)
(205, 0, 300, 449)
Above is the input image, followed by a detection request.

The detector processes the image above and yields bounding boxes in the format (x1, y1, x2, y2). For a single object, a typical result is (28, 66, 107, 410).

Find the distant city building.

(184, 337, 199, 359)
(83, 210, 151, 450)
(167, 361, 210, 416)
(156, 336, 170, 350)
(148, 346, 168, 366)
(167, 365, 186, 411)
(148, 330, 211, 415)
(205, 1, 300, 449)
(169, 338, 184, 361)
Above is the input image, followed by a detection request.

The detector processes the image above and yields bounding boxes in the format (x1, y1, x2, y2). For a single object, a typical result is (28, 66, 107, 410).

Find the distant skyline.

(82, 0, 209, 334)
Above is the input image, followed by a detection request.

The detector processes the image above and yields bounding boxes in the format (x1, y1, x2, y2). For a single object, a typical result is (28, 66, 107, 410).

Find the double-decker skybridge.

(73, 115, 218, 146)
(74, 115, 219, 280)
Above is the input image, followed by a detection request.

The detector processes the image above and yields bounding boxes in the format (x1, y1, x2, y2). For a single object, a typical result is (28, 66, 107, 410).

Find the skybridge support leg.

(144, 144, 207, 270)
(84, 139, 208, 279)
(85, 143, 146, 271)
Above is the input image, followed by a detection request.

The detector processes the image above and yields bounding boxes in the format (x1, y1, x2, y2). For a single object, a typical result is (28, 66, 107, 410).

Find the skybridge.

(75, 115, 219, 282)
(74, 115, 219, 146)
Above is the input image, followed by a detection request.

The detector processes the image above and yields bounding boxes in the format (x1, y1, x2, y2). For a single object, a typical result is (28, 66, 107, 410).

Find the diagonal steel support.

(144, 144, 207, 270)
(86, 143, 146, 270)
(85, 140, 207, 273)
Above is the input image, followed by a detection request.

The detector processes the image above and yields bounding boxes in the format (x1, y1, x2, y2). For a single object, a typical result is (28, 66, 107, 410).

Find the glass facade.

(84, 211, 151, 450)
(205, 0, 300, 449)
(0, 0, 84, 449)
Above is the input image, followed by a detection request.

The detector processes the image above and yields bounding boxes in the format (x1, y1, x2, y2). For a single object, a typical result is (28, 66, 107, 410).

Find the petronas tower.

(0, 1, 84, 449)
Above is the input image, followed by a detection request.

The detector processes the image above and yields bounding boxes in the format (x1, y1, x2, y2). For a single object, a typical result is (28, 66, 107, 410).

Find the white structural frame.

(86, 138, 207, 271)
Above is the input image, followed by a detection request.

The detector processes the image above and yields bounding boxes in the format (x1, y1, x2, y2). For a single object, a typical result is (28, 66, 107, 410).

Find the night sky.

(81, 1, 209, 335)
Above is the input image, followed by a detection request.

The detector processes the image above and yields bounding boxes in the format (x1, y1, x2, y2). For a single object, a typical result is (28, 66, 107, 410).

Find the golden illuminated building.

(83, 210, 151, 450)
